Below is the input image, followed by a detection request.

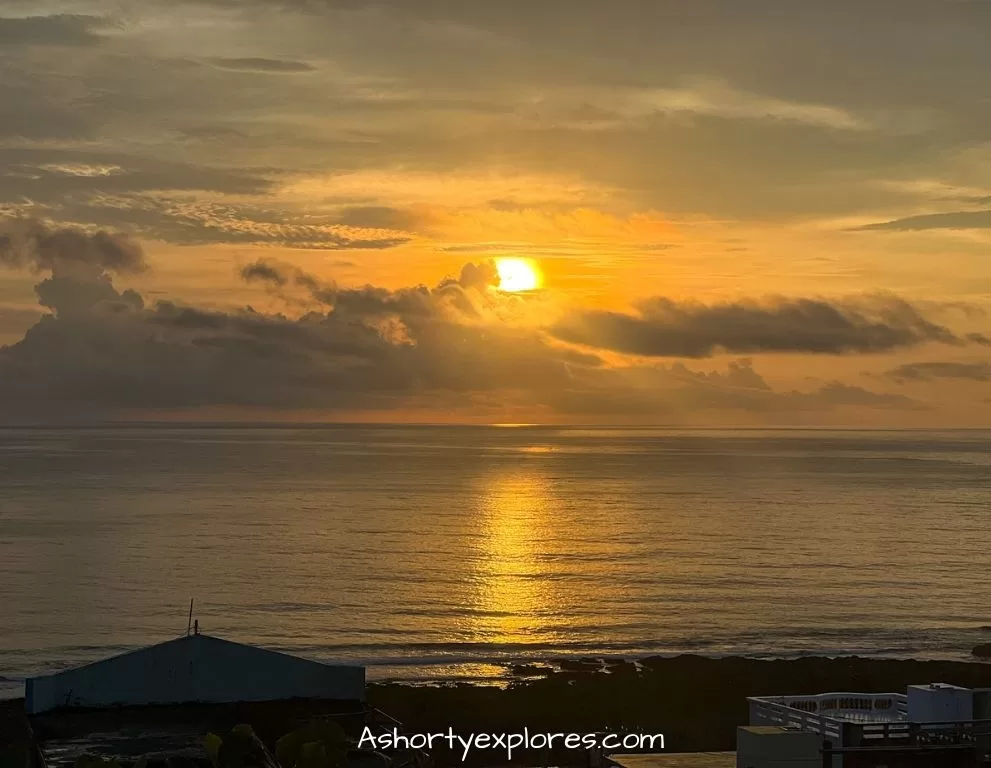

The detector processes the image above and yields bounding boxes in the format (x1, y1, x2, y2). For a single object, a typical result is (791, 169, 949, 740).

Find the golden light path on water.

(466, 472, 565, 646)
(4, 427, 989, 692)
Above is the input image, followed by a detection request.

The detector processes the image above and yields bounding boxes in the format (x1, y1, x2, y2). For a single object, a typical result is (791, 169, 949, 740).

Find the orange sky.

(1, 1, 990, 424)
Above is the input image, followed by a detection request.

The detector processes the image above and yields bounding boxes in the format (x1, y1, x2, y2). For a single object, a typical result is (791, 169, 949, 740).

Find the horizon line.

(2, 421, 991, 432)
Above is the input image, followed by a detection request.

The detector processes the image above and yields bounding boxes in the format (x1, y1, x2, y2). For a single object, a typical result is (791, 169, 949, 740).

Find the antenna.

(187, 598, 194, 636)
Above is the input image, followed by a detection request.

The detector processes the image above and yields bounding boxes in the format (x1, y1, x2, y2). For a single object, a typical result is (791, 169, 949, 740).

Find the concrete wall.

(26, 634, 365, 714)
(736, 726, 822, 768)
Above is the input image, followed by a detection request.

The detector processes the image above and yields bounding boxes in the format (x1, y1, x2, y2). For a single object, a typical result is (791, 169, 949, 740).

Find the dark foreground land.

(369, 655, 991, 763)
(5, 655, 991, 767)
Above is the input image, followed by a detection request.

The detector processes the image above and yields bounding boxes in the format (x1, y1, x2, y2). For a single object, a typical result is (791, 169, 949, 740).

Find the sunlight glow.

(495, 258, 542, 292)
(466, 472, 563, 644)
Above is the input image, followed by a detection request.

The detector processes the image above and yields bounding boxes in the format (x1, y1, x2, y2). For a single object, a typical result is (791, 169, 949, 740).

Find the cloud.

(0, 14, 109, 46)
(541, 360, 922, 416)
(0, 219, 146, 324)
(559, 80, 867, 131)
(0, 149, 275, 201)
(0, 256, 583, 416)
(853, 209, 991, 231)
(0, 233, 928, 421)
(11, 197, 412, 250)
(0, 218, 146, 277)
(0, 282, 919, 420)
(207, 57, 318, 73)
(331, 206, 421, 231)
(0, 0, 963, 224)
(552, 295, 973, 358)
(241, 260, 290, 287)
(0, 0, 975, 230)
(0, 305, 42, 340)
(0, 84, 93, 141)
(808, 382, 917, 408)
(884, 360, 991, 382)
(239, 257, 498, 315)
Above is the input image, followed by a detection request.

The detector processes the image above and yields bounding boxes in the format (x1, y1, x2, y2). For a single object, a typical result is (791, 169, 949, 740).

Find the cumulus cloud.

(0, 257, 583, 416)
(0, 273, 923, 422)
(552, 295, 972, 357)
(0, 225, 952, 422)
(0, 218, 146, 277)
(240, 257, 500, 314)
(0, 219, 146, 322)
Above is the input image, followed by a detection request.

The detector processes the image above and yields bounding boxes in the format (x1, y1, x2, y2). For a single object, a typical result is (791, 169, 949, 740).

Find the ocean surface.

(2, 425, 990, 698)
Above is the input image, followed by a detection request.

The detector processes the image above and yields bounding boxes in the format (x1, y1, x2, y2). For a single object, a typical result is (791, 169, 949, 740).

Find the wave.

(2, 624, 985, 692)
(276, 624, 987, 660)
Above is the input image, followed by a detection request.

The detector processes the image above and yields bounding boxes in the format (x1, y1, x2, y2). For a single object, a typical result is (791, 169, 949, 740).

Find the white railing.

(749, 698, 845, 743)
(748, 692, 908, 745)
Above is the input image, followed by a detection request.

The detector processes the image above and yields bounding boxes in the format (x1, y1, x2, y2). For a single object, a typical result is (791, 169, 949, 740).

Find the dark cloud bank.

(552, 296, 990, 357)
(0, 220, 978, 422)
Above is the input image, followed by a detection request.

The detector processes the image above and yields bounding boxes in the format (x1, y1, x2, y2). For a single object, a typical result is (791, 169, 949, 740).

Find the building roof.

(26, 633, 365, 714)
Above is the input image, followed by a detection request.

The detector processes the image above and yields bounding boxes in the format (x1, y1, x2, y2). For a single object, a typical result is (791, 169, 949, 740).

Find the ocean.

(1, 425, 990, 698)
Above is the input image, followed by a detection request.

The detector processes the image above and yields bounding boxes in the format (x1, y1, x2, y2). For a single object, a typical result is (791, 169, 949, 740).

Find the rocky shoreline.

(7, 654, 991, 767)
(368, 654, 991, 764)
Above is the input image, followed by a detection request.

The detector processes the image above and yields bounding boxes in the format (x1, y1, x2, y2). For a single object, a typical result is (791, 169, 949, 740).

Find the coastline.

(367, 654, 991, 762)
(7, 654, 991, 766)
(6, 643, 991, 701)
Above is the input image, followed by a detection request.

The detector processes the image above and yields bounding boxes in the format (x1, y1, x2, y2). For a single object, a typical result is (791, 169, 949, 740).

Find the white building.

(606, 683, 991, 768)
(25, 633, 365, 714)
(745, 682, 991, 767)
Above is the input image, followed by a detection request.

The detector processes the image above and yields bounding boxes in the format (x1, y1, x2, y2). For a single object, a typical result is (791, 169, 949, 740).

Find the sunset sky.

(2, 0, 991, 424)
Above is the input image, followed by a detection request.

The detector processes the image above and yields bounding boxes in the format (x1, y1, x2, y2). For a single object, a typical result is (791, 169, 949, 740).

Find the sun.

(495, 258, 542, 292)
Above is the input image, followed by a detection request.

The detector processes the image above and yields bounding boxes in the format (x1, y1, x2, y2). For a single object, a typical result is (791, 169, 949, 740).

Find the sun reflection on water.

(467, 472, 563, 644)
